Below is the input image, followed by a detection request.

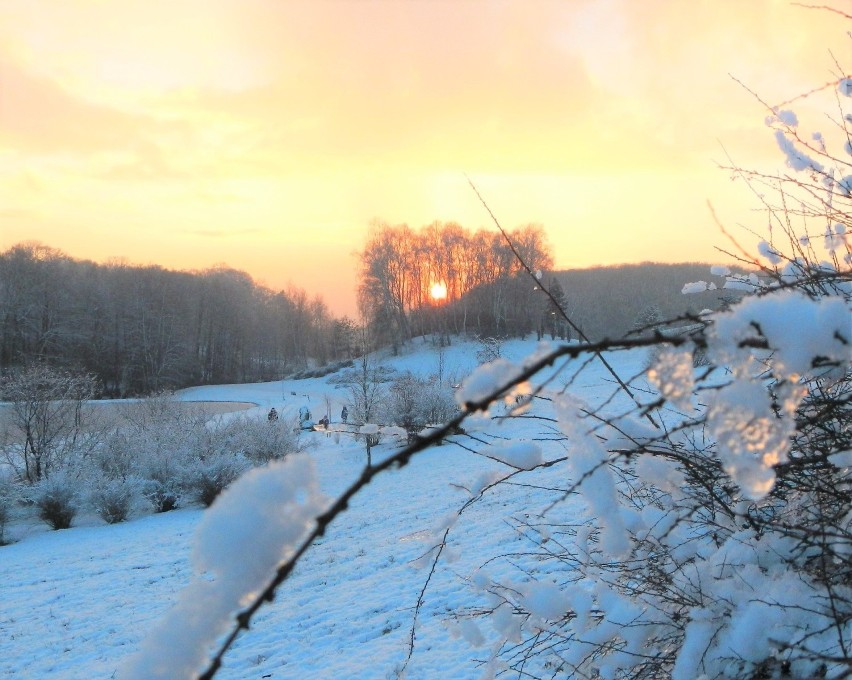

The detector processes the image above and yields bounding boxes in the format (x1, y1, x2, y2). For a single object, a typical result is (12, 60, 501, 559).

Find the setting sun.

(430, 282, 448, 301)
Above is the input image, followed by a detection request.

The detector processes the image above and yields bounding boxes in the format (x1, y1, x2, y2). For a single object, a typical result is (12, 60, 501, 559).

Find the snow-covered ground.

(0, 337, 645, 679)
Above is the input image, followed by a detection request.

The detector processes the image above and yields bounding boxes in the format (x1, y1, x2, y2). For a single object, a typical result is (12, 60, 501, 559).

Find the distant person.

(341, 406, 348, 424)
(267, 407, 278, 422)
(320, 415, 330, 429)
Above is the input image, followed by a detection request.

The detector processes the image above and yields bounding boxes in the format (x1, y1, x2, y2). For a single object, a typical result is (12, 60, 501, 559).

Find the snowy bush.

(139, 451, 186, 513)
(385, 374, 420, 435)
(127, 402, 287, 511)
(31, 471, 79, 530)
(80, 429, 145, 523)
(0, 473, 20, 545)
(88, 474, 141, 524)
(439, 71, 852, 679)
(91, 429, 139, 481)
(178, 414, 285, 505)
(125, 396, 210, 512)
(222, 416, 302, 465)
(386, 373, 457, 436)
(419, 379, 458, 426)
(449, 287, 849, 678)
(475, 336, 504, 364)
(182, 454, 250, 508)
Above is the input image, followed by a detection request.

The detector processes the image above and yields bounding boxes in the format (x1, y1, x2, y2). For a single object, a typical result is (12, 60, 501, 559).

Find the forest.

(0, 234, 735, 396)
(0, 242, 354, 395)
(358, 220, 735, 344)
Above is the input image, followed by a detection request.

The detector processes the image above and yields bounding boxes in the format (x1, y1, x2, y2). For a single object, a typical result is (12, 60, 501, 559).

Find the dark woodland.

(1, 235, 734, 395)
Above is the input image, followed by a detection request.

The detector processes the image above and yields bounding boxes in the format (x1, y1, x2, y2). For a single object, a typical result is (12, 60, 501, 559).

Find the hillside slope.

(0, 338, 645, 679)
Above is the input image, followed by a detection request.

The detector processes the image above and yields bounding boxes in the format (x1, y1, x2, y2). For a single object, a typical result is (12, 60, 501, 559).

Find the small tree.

(387, 373, 422, 437)
(540, 276, 569, 340)
(631, 303, 663, 334)
(475, 336, 504, 364)
(1, 365, 99, 482)
(345, 348, 393, 467)
(88, 474, 140, 524)
(346, 347, 388, 429)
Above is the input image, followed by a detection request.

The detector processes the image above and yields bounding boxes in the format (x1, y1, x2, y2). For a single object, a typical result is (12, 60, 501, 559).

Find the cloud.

(0, 51, 268, 182)
(0, 52, 144, 153)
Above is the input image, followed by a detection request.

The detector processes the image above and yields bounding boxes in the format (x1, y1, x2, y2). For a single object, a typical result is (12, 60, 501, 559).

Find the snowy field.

(0, 338, 646, 679)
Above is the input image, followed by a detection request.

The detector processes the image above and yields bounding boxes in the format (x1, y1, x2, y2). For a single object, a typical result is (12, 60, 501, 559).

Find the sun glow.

(430, 282, 448, 301)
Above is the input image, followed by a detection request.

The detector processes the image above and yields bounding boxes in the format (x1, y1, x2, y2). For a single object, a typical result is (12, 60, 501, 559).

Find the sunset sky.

(0, 0, 847, 316)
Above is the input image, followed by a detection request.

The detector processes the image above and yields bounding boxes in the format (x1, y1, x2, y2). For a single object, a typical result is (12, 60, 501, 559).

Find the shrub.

(186, 413, 301, 466)
(141, 466, 182, 513)
(475, 336, 504, 364)
(32, 473, 78, 530)
(386, 373, 423, 434)
(445, 69, 852, 679)
(183, 454, 249, 507)
(387, 373, 459, 436)
(418, 380, 458, 425)
(91, 430, 138, 480)
(89, 475, 140, 524)
(138, 445, 186, 513)
(128, 400, 200, 512)
(0, 475, 19, 545)
(0, 505, 7, 545)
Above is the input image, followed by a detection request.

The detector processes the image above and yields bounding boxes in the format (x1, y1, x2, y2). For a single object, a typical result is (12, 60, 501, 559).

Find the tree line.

(0, 242, 358, 395)
(358, 221, 735, 347)
(2, 236, 735, 396)
(358, 221, 554, 346)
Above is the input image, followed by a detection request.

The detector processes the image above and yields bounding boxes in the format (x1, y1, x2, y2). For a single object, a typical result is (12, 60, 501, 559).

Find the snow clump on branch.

(484, 441, 543, 470)
(119, 456, 325, 680)
(455, 358, 530, 411)
(709, 289, 849, 381)
(647, 346, 695, 412)
(699, 290, 849, 498)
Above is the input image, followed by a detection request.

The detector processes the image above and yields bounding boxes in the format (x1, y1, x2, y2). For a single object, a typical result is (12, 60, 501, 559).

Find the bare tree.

(1, 365, 99, 482)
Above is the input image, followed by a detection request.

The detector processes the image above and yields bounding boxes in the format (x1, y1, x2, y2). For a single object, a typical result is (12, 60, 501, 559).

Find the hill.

(553, 261, 740, 340)
(0, 337, 643, 679)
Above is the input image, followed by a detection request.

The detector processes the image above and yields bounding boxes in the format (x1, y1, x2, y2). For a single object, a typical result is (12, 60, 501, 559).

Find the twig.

(464, 174, 661, 429)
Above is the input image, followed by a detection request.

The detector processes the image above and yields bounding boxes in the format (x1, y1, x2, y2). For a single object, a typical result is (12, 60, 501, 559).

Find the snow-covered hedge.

(0, 395, 304, 531)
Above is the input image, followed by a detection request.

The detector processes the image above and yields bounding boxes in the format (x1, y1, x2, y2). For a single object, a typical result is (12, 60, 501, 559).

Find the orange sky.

(0, 0, 847, 316)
